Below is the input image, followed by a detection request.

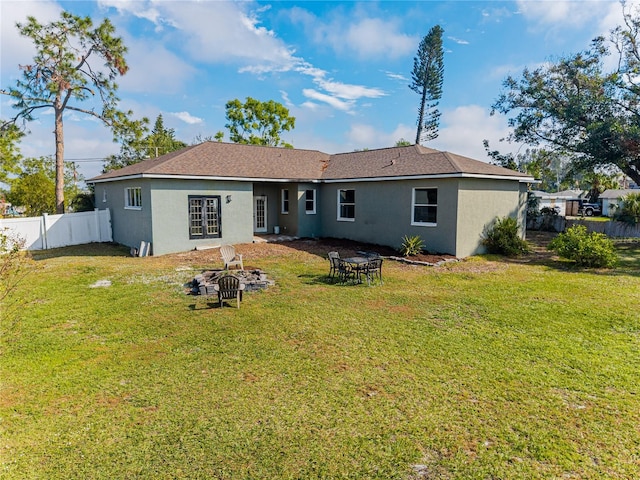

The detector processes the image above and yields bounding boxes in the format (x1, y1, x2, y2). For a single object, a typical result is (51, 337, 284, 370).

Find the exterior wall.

(253, 183, 285, 234)
(149, 179, 254, 255)
(296, 183, 322, 238)
(98, 179, 153, 252)
(455, 178, 528, 257)
(318, 178, 459, 255)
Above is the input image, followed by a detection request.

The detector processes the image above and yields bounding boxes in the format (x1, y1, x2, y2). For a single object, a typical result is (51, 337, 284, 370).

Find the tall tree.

(409, 25, 444, 145)
(224, 97, 295, 148)
(491, 3, 640, 186)
(103, 114, 186, 171)
(0, 123, 23, 185)
(3, 11, 143, 213)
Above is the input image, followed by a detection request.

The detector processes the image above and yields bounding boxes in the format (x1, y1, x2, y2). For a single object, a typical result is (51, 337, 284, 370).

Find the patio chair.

(327, 251, 340, 279)
(213, 274, 245, 308)
(364, 257, 383, 285)
(337, 258, 356, 284)
(220, 244, 244, 270)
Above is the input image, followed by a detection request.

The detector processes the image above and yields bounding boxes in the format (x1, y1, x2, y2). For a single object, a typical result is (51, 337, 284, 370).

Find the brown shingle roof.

(93, 142, 330, 181)
(89, 142, 533, 183)
(323, 145, 531, 180)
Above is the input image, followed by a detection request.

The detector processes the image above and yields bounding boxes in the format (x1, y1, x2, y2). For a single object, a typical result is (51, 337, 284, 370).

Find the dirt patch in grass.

(172, 237, 457, 267)
(167, 232, 565, 273)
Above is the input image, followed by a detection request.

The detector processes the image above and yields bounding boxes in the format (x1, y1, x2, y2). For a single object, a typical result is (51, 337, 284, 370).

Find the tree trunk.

(54, 104, 65, 214)
(415, 86, 427, 145)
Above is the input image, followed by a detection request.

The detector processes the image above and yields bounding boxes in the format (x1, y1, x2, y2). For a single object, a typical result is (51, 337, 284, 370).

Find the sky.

(0, 0, 635, 182)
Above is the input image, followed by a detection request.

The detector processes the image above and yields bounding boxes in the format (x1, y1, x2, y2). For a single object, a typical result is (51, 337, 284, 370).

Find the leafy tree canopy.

(0, 123, 24, 185)
(395, 138, 412, 147)
(491, 3, 640, 186)
(224, 97, 295, 148)
(2, 11, 145, 213)
(6, 157, 80, 216)
(103, 114, 187, 171)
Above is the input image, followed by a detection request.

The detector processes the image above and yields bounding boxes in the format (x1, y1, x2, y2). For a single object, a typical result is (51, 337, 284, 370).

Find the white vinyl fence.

(0, 209, 112, 250)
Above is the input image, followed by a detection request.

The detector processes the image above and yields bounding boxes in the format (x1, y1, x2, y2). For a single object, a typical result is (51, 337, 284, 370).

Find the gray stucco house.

(88, 142, 534, 257)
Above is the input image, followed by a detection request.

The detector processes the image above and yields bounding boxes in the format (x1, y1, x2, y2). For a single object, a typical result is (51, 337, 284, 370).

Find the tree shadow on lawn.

(30, 242, 131, 260)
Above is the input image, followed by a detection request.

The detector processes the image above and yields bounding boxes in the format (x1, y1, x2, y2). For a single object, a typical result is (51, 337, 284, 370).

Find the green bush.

(547, 225, 617, 268)
(482, 216, 531, 256)
(399, 235, 424, 256)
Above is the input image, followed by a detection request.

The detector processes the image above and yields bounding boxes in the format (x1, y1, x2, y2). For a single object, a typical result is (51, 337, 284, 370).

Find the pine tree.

(410, 25, 444, 145)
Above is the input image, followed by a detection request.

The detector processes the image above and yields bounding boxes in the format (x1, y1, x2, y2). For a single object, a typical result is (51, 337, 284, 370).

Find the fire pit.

(191, 269, 274, 295)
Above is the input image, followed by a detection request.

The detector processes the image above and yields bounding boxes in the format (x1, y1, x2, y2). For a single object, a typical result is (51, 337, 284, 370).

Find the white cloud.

(516, 0, 613, 29)
(170, 111, 203, 125)
(98, 0, 168, 27)
(430, 104, 518, 161)
(160, 1, 298, 71)
(345, 123, 414, 150)
(385, 71, 408, 82)
(448, 36, 470, 45)
(289, 6, 416, 59)
(295, 62, 385, 112)
(0, 1, 62, 80)
(341, 18, 416, 59)
(302, 89, 353, 112)
(118, 36, 197, 94)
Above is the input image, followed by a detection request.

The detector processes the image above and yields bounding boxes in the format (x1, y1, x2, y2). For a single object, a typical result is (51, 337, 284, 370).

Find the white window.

(412, 187, 437, 225)
(125, 187, 142, 209)
(281, 188, 289, 214)
(305, 189, 316, 214)
(337, 189, 355, 221)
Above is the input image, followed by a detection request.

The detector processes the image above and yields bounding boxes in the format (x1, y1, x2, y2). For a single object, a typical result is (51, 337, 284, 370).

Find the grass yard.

(1, 236, 639, 479)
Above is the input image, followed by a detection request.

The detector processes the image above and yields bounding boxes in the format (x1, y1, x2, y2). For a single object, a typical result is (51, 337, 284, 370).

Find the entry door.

(254, 195, 267, 233)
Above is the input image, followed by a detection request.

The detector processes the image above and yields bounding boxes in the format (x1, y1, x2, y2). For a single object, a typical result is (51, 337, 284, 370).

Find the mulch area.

(169, 232, 560, 270)
(242, 237, 457, 266)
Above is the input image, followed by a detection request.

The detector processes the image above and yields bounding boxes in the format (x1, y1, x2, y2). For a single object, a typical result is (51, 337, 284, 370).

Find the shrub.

(547, 225, 617, 268)
(482, 216, 531, 256)
(399, 235, 424, 257)
(1, 228, 35, 336)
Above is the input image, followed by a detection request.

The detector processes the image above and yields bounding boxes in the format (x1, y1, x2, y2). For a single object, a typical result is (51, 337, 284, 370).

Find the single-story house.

(88, 142, 534, 257)
(529, 190, 584, 215)
(600, 189, 640, 216)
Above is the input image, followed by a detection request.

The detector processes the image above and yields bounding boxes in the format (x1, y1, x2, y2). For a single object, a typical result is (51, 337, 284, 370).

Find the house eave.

(88, 173, 324, 184)
(322, 173, 535, 183)
(88, 172, 533, 185)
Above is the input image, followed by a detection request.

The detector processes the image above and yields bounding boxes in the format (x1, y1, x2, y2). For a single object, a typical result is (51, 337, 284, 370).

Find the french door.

(254, 195, 267, 233)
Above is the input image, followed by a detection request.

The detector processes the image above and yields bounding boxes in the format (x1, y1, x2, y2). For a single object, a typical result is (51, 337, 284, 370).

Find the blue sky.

(0, 0, 632, 181)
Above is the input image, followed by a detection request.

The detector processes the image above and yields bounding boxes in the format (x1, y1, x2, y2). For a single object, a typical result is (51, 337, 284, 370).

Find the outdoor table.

(343, 256, 369, 283)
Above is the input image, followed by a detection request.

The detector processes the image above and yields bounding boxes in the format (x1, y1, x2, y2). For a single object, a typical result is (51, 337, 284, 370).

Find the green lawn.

(1, 239, 639, 479)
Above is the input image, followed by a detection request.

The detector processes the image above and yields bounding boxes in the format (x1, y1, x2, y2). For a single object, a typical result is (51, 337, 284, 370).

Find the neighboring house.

(88, 142, 534, 257)
(530, 190, 583, 215)
(600, 189, 640, 216)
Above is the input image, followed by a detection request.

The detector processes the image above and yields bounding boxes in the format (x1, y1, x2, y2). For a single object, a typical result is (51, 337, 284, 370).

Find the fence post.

(42, 213, 49, 250)
(94, 208, 100, 241)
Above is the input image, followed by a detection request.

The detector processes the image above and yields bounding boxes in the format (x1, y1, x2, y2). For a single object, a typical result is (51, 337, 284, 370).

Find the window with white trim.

(305, 189, 316, 214)
(412, 187, 437, 225)
(125, 187, 142, 209)
(189, 195, 221, 239)
(281, 189, 289, 214)
(337, 189, 355, 221)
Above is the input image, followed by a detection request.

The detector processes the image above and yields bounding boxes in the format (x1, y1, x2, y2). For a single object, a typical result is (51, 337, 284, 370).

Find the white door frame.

(254, 195, 268, 233)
